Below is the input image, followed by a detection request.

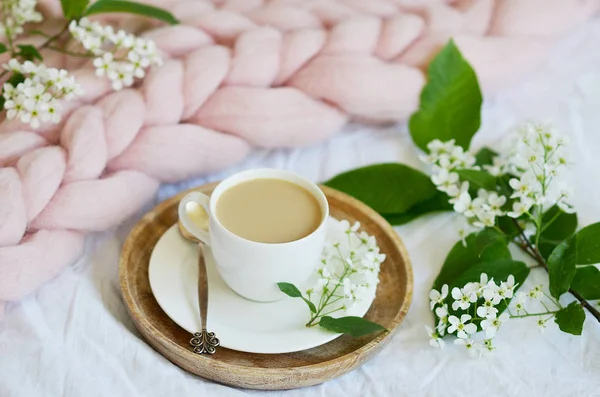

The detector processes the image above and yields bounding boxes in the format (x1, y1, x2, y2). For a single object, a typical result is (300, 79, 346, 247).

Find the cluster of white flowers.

(307, 220, 385, 312)
(421, 139, 507, 241)
(489, 122, 574, 218)
(427, 274, 517, 357)
(0, 0, 42, 40)
(2, 59, 82, 128)
(69, 18, 162, 91)
(427, 275, 564, 356)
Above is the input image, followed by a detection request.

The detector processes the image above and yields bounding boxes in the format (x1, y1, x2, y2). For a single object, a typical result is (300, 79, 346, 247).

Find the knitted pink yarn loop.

(0, 0, 598, 317)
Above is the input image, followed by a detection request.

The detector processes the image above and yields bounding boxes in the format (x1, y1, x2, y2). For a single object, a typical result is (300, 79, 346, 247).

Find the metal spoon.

(177, 217, 220, 355)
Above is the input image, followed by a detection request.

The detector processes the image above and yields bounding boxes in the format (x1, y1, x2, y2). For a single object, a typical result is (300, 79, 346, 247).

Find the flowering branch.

(278, 221, 387, 337)
(422, 122, 600, 355)
(0, 0, 175, 129)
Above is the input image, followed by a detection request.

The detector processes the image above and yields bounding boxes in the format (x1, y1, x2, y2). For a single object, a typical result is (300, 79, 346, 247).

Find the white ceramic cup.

(178, 169, 329, 302)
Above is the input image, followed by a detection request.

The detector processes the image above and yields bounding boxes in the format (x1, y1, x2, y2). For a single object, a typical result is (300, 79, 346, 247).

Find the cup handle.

(178, 191, 211, 246)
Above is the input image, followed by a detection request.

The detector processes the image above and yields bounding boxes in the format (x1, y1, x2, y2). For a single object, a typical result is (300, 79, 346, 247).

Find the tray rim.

(119, 183, 413, 386)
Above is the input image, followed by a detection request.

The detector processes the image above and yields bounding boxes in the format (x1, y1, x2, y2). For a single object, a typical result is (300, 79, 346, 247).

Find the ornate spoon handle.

(190, 243, 220, 354)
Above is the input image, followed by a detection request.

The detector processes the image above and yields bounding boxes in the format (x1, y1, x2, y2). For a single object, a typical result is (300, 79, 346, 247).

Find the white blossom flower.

(507, 198, 534, 218)
(514, 292, 526, 314)
(486, 192, 506, 216)
(426, 326, 445, 348)
(469, 273, 489, 297)
(109, 29, 135, 48)
(527, 284, 543, 300)
(480, 313, 508, 339)
(498, 275, 516, 299)
(537, 317, 548, 329)
(3, 95, 25, 119)
(447, 181, 470, 203)
(509, 174, 535, 199)
(483, 338, 495, 352)
(429, 284, 448, 310)
(93, 53, 116, 77)
(431, 169, 459, 192)
(358, 231, 377, 250)
(447, 314, 477, 339)
(454, 337, 481, 358)
(20, 99, 46, 128)
(477, 288, 501, 319)
(453, 192, 476, 217)
(338, 220, 360, 235)
(451, 286, 477, 311)
(472, 212, 496, 229)
(362, 251, 385, 272)
(107, 63, 134, 91)
(427, 139, 455, 155)
(435, 305, 449, 335)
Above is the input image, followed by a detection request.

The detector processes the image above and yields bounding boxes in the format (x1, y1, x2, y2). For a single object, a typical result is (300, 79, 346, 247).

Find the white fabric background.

(2, 19, 600, 397)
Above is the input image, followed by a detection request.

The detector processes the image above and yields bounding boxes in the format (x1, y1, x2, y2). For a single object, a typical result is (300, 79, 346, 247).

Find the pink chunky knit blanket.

(0, 0, 598, 318)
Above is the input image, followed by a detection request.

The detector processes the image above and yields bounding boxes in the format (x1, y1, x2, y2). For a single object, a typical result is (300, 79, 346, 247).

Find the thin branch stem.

(510, 310, 559, 319)
(510, 220, 600, 324)
(306, 266, 350, 327)
(543, 291, 562, 310)
(47, 46, 94, 58)
(319, 306, 346, 318)
(38, 23, 70, 52)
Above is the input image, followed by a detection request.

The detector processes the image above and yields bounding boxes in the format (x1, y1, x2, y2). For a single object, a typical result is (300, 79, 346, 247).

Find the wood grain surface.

(119, 183, 413, 390)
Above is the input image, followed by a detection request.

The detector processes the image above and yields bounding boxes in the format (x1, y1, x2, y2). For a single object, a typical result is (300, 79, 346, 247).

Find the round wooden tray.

(120, 183, 413, 390)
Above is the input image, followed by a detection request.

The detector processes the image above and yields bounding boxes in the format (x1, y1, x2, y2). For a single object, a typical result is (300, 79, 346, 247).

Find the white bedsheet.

(2, 19, 600, 397)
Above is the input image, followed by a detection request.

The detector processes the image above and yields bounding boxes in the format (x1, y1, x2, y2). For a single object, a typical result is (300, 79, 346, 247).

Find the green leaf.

(475, 147, 497, 167)
(0, 43, 7, 54)
(571, 266, 600, 300)
(324, 163, 440, 216)
(546, 222, 600, 298)
(60, 0, 90, 18)
(303, 298, 316, 313)
(538, 241, 558, 261)
(277, 282, 316, 313)
(277, 282, 302, 297)
(497, 216, 520, 239)
(85, 0, 179, 25)
(449, 259, 529, 293)
(456, 169, 496, 191)
(16, 45, 43, 61)
(409, 39, 482, 152)
(433, 228, 511, 291)
(540, 205, 577, 242)
(7, 73, 25, 86)
(554, 302, 585, 336)
(572, 222, 600, 265)
(319, 316, 386, 337)
(547, 237, 577, 298)
(382, 191, 452, 225)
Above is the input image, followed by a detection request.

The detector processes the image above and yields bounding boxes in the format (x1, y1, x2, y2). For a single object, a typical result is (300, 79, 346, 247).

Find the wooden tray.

(120, 183, 413, 390)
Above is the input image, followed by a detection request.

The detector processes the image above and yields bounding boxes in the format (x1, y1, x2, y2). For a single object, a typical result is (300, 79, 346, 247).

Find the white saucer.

(148, 218, 376, 354)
